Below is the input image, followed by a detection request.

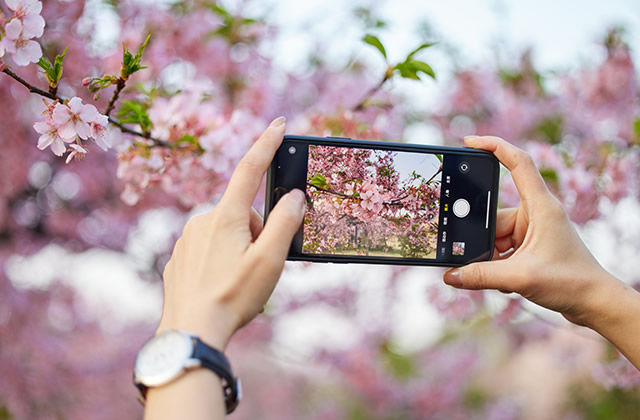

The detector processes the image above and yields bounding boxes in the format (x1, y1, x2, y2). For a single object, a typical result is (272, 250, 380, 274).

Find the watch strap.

(192, 336, 241, 414)
(134, 332, 241, 415)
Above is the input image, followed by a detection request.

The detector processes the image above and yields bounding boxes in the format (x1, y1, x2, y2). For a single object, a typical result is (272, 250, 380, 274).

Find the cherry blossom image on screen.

(452, 241, 465, 256)
(303, 145, 442, 258)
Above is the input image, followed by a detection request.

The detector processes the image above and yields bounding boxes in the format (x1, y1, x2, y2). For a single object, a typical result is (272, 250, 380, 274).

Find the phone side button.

(326, 136, 352, 140)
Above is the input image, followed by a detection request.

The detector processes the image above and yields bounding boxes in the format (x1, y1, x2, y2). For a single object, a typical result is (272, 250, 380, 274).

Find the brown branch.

(2, 67, 63, 102)
(1, 66, 168, 147)
(104, 77, 126, 117)
(352, 73, 390, 112)
(307, 183, 352, 198)
(107, 116, 168, 147)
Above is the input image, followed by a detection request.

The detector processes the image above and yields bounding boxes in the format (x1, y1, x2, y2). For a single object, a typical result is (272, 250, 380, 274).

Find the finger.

(222, 117, 286, 209)
(249, 208, 264, 241)
(495, 236, 514, 253)
(464, 135, 549, 201)
(496, 208, 518, 238)
(251, 189, 305, 265)
(443, 259, 520, 292)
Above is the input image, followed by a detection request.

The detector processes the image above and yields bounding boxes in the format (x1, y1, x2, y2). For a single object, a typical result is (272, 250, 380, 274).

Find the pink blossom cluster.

(33, 97, 110, 163)
(117, 90, 265, 206)
(303, 145, 441, 257)
(436, 41, 639, 224)
(0, 0, 44, 66)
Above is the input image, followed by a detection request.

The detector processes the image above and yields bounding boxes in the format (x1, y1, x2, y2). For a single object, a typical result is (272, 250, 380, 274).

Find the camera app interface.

(303, 145, 443, 259)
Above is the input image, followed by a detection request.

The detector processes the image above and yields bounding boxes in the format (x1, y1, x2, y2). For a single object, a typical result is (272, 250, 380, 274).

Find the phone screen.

(267, 136, 499, 266)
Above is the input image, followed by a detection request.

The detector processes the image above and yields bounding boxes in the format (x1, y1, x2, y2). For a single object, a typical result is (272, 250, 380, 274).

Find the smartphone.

(265, 135, 500, 267)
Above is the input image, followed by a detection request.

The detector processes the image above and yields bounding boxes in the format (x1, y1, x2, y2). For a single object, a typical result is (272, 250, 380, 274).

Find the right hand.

(443, 135, 622, 327)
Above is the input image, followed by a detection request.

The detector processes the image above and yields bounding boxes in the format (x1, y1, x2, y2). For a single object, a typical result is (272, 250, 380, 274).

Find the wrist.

(157, 305, 239, 351)
(579, 272, 640, 334)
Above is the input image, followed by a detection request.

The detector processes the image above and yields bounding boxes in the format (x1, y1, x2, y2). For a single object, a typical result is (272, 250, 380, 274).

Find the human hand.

(443, 135, 621, 327)
(157, 117, 305, 350)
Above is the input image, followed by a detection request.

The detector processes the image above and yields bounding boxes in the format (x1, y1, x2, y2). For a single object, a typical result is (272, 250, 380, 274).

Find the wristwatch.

(133, 329, 242, 414)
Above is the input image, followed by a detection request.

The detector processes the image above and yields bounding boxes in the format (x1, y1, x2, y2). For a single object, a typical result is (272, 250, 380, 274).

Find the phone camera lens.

(459, 161, 470, 173)
(288, 146, 297, 155)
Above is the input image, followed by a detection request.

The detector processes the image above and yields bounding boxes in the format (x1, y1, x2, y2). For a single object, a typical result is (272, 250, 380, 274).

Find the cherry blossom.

(89, 114, 111, 151)
(52, 97, 101, 140)
(33, 118, 70, 156)
(0, 18, 41, 66)
(65, 143, 87, 164)
(4, 0, 45, 38)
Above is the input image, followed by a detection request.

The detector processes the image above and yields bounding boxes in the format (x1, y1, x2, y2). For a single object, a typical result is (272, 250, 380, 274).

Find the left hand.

(157, 116, 305, 350)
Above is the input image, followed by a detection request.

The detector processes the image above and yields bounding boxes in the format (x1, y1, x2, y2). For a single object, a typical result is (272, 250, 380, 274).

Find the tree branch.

(1, 66, 168, 147)
(104, 77, 126, 117)
(352, 73, 390, 112)
(2, 67, 63, 102)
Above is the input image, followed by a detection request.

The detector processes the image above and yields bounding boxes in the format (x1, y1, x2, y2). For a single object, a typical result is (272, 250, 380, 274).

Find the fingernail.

(444, 269, 463, 288)
(464, 135, 478, 142)
(270, 116, 286, 128)
(287, 189, 306, 217)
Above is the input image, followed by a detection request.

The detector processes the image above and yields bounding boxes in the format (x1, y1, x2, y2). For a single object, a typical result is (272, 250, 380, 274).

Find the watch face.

(135, 330, 194, 387)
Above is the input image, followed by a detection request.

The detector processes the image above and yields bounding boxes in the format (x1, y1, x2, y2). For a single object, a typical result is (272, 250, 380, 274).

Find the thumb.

(443, 259, 517, 291)
(253, 189, 305, 260)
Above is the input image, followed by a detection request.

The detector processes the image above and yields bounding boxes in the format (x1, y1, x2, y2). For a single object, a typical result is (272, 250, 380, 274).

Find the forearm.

(583, 272, 640, 369)
(144, 369, 226, 420)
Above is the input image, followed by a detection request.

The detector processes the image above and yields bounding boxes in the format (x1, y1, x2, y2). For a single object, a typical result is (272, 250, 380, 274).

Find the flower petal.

(33, 120, 50, 134)
(4, 0, 19, 12)
(79, 103, 99, 122)
(21, 14, 45, 39)
(65, 151, 76, 164)
(75, 121, 91, 140)
(68, 97, 83, 113)
(50, 138, 66, 156)
(69, 143, 87, 153)
(52, 104, 71, 124)
(1, 37, 16, 54)
(13, 39, 42, 66)
(57, 123, 76, 140)
(26, 0, 43, 15)
(92, 113, 108, 126)
(37, 133, 53, 150)
(12, 46, 32, 66)
(94, 133, 112, 151)
(5, 19, 22, 40)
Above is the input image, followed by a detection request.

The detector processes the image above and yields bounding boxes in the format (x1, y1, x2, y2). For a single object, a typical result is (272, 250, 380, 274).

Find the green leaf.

(435, 154, 443, 163)
(408, 59, 435, 79)
(531, 115, 563, 144)
(362, 34, 387, 60)
(37, 57, 52, 74)
(406, 42, 435, 60)
(116, 100, 154, 133)
(539, 168, 559, 185)
(394, 61, 419, 80)
(380, 341, 415, 380)
(308, 173, 330, 189)
(52, 46, 68, 85)
(121, 34, 151, 79)
(395, 59, 435, 80)
(633, 118, 640, 144)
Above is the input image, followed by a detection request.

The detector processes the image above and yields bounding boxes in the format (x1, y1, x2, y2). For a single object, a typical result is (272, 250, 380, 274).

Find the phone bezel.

(265, 135, 500, 267)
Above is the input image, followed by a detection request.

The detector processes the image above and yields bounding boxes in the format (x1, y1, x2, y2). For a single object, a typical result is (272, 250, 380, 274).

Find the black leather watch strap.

(191, 337, 241, 414)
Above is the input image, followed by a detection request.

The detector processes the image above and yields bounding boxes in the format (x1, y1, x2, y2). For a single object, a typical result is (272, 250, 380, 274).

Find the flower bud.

(82, 77, 92, 86)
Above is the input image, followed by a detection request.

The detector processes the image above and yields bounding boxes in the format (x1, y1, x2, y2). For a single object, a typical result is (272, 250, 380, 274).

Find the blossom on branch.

(33, 98, 111, 160)
(4, 0, 45, 38)
(65, 143, 87, 164)
(1, 18, 41, 66)
(53, 97, 101, 140)
(33, 118, 70, 156)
